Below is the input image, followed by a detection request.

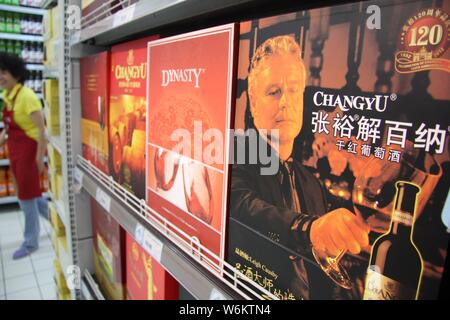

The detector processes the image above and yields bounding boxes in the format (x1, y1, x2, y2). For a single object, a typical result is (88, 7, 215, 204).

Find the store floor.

(0, 204, 56, 300)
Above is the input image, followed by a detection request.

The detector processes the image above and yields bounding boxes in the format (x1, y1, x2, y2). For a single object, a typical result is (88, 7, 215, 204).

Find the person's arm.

(231, 162, 370, 257)
(29, 110, 47, 174)
(0, 130, 7, 146)
(230, 163, 315, 252)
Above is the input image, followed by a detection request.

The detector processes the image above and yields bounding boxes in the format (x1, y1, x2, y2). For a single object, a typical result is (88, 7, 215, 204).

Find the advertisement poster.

(227, 0, 450, 300)
(146, 24, 236, 267)
(81, 51, 110, 174)
(109, 35, 158, 199)
(125, 232, 179, 300)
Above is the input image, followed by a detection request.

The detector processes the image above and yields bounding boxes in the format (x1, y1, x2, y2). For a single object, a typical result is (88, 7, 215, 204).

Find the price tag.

(113, 4, 136, 28)
(142, 229, 163, 263)
(95, 188, 111, 212)
(134, 223, 144, 246)
(74, 167, 83, 185)
(209, 288, 226, 300)
(71, 30, 81, 43)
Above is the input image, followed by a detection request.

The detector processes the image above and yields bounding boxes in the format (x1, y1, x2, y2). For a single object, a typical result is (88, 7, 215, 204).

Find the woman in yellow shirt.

(0, 53, 48, 260)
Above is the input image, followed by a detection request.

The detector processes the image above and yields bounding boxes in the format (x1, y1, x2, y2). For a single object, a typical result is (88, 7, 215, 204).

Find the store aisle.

(0, 205, 56, 300)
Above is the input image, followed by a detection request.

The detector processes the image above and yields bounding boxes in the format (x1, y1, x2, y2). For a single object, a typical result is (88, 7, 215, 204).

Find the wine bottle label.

(392, 210, 413, 227)
(363, 268, 417, 300)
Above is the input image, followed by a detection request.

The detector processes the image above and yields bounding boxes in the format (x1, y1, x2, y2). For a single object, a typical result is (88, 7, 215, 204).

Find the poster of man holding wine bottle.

(227, 0, 450, 300)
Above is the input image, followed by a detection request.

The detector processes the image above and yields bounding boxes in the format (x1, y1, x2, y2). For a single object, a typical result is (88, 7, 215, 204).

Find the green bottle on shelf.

(6, 40, 14, 55)
(14, 40, 21, 57)
(5, 12, 13, 33)
(0, 12, 6, 33)
(0, 40, 6, 53)
(13, 13, 21, 34)
(12, 0, 20, 6)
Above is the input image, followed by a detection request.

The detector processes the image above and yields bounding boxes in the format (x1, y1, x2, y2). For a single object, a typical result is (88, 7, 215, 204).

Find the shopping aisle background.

(0, 204, 56, 300)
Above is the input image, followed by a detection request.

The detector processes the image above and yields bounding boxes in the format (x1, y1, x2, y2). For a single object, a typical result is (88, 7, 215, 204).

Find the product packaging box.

(49, 202, 65, 237)
(6, 168, 15, 196)
(146, 24, 237, 270)
(91, 197, 126, 300)
(109, 35, 158, 199)
(44, 79, 60, 135)
(227, 0, 450, 300)
(81, 51, 110, 174)
(48, 144, 62, 173)
(0, 168, 7, 198)
(125, 232, 179, 300)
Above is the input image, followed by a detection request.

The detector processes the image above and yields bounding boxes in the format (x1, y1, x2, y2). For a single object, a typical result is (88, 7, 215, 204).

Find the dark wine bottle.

(363, 181, 423, 300)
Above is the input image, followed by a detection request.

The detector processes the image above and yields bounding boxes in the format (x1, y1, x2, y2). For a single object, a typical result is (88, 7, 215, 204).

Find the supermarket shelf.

(27, 64, 45, 71)
(0, 32, 43, 42)
(0, 192, 49, 205)
(0, 4, 45, 15)
(48, 135, 63, 154)
(71, 0, 256, 46)
(81, 270, 105, 300)
(0, 196, 19, 205)
(0, 157, 47, 167)
(43, 67, 60, 79)
(77, 157, 276, 300)
(39, 0, 57, 10)
(48, 190, 69, 231)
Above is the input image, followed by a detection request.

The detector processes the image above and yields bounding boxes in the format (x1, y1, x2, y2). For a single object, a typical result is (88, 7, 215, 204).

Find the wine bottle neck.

(390, 209, 413, 236)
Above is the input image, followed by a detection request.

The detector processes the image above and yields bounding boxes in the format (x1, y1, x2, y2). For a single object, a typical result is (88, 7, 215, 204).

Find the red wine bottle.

(363, 181, 423, 300)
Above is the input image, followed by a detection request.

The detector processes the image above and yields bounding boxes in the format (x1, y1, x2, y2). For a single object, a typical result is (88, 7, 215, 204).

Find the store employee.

(0, 53, 48, 260)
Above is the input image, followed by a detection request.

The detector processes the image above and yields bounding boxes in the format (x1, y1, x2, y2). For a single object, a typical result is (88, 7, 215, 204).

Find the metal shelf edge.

(0, 32, 44, 42)
(0, 4, 45, 15)
(78, 165, 239, 300)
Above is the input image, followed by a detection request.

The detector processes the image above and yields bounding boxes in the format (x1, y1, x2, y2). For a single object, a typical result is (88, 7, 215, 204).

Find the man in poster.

(229, 35, 370, 299)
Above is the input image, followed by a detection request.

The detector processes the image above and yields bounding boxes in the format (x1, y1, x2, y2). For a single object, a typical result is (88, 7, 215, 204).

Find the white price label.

(134, 224, 144, 246)
(74, 167, 83, 185)
(113, 4, 136, 28)
(209, 288, 226, 300)
(71, 31, 81, 43)
(95, 188, 111, 212)
(142, 230, 163, 263)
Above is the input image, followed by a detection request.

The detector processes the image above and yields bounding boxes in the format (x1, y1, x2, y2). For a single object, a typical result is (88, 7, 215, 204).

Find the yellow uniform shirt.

(2, 84, 42, 141)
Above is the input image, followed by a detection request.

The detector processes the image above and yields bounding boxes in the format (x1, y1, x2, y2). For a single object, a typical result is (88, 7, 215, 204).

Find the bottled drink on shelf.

(21, 41, 29, 62)
(14, 40, 22, 57)
(34, 71, 42, 92)
(0, 40, 6, 53)
(363, 181, 424, 300)
(0, 12, 6, 33)
(5, 12, 13, 33)
(6, 40, 14, 55)
(13, 13, 21, 33)
(20, 14, 29, 34)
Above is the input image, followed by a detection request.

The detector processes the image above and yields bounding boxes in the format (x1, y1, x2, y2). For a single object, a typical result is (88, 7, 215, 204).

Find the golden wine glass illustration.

(181, 159, 214, 225)
(154, 148, 180, 191)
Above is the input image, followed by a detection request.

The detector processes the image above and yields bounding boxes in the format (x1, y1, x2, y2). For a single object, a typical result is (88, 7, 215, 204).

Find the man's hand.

(310, 208, 370, 256)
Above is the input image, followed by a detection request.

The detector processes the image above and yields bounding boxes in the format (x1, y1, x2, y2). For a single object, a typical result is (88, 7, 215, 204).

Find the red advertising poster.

(109, 35, 158, 199)
(81, 51, 110, 174)
(125, 232, 179, 300)
(227, 0, 450, 300)
(91, 197, 126, 300)
(146, 24, 237, 269)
